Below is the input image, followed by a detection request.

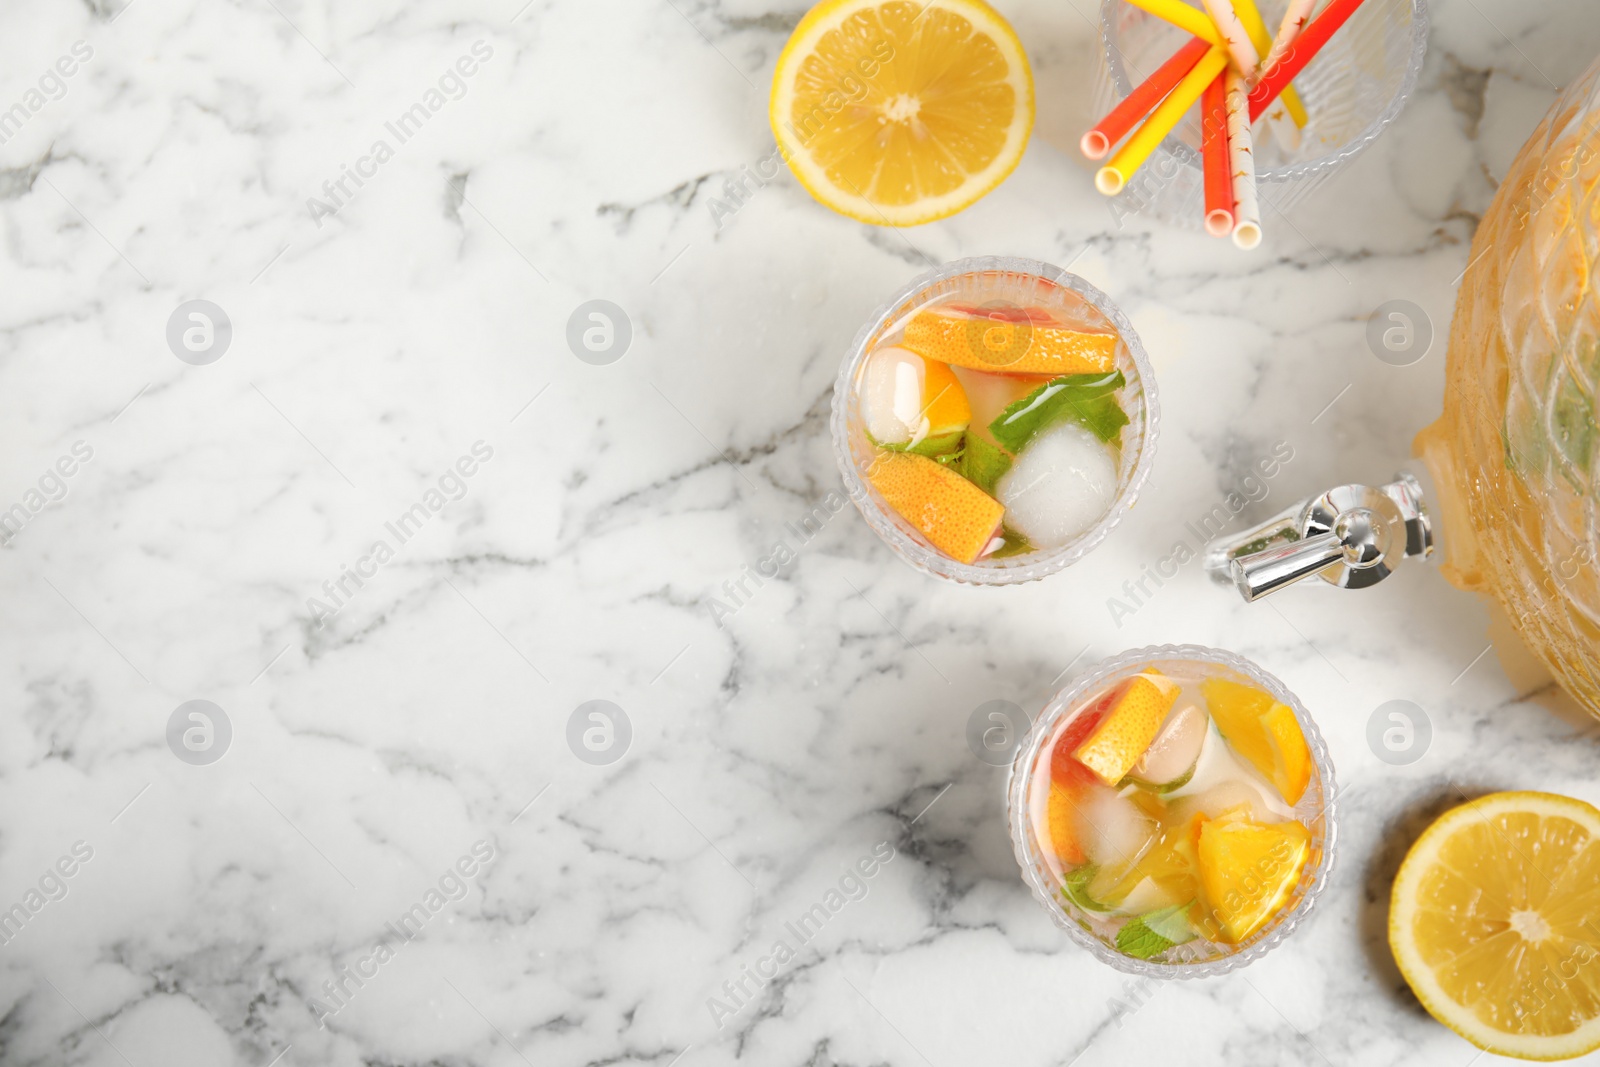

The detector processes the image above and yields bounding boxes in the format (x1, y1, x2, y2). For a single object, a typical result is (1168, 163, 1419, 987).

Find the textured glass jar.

(1007, 645, 1338, 977)
(1415, 53, 1600, 719)
(832, 256, 1159, 585)
(1095, 0, 1428, 224)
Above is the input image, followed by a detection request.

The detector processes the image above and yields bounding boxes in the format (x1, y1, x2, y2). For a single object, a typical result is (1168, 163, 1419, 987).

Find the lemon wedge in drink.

(1201, 677, 1313, 806)
(1194, 815, 1311, 944)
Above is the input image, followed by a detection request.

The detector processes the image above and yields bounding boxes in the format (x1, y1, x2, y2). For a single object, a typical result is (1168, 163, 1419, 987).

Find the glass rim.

(829, 255, 1161, 586)
(1005, 643, 1340, 978)
(1099, 0, 1432, 186)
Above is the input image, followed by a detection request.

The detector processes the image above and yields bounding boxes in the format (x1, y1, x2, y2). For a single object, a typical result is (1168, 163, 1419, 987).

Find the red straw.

(1081, 36, 1211, 159)
(1249, 0, 1368, 122)
(1200, 73, 1233, 236)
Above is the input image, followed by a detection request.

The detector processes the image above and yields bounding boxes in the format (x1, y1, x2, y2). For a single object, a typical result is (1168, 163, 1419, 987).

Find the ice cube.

(1165, 723, 1295, 822)
(1078, 784, 1158, 869)
(995, 422, 1119, 548)
(861, 345, 928, 445)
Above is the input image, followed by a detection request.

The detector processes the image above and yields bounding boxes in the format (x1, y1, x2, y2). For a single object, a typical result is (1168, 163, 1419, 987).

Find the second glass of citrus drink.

(1008, 645, 1336, 975)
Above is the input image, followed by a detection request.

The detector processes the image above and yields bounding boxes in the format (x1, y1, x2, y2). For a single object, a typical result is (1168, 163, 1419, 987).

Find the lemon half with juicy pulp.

(770, 0, 1034, 226)
(1390, 791, 1600, 1061)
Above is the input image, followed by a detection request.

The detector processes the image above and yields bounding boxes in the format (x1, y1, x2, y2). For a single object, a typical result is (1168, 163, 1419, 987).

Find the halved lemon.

(770, 0, 1034, 226)
(1390, 791, 1600, 1060)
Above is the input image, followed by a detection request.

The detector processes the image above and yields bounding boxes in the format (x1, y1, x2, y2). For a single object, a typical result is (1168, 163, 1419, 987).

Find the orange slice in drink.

(910, 357, 970, 436)
(865, 450, 1004, 563)
(1047, 781, 1090, 865)
(1194, 816, 1311, 944)
(1044, 695, 1115, 865)
(1072, 670, 1179, 786)
(902, 304, 1118, 376)
(1390, 792, 1600, 1060)
(1201, 678, 1313, 806)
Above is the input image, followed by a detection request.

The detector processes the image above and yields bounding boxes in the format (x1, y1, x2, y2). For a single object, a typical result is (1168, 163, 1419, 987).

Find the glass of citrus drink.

(1008, 645, 1336, 975)
(832, 256, 1158, 584)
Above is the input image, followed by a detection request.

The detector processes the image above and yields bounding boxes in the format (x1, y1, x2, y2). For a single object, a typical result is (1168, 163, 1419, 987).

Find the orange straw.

(1249, 0, 1367, 121)
(1098, 46, 1229, 195)
(1200, 72, 1234, 236)
(1081, 36, 1212, 160)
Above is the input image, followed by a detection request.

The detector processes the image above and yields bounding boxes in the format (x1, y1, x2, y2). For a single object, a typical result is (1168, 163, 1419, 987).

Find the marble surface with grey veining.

(1, 0, 1598, 1064)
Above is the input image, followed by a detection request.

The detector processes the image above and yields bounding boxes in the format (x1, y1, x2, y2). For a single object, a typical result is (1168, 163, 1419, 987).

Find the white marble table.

(3, 1, 1599, 1064)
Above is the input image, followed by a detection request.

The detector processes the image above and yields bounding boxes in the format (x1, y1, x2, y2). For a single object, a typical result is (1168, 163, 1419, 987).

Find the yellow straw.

(1231, 0, 1308, 127)
(1124, 0, 1223, 47)
(1097, 46, 1229, 195)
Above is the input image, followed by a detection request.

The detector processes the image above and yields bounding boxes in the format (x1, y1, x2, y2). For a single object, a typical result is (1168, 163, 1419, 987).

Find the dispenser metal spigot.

(1206, 472, 1435, 602)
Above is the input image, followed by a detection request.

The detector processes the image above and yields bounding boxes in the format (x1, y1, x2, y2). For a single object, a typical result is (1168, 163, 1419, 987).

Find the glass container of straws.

(1094, 0, 1428, 226)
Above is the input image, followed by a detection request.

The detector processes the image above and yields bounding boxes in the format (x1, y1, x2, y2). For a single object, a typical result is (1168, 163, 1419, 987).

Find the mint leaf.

(1141, 902, 1197, 945)
(989, 371, 1128, 453)
(1062, 865, 1113, 913)
(1115, 903, 1196, 960)
(1552, 349, 1598, 486)
(987, 527, 1033, 559)
(1115, 915, 1176, 960)
(959, 435, 1012, 496)
(883, 429, 965, 460)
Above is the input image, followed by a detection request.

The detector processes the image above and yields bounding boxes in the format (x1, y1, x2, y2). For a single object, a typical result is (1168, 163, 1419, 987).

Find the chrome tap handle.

(1229, 531, 1346, 601)
(1209, 471, 1436, 602)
